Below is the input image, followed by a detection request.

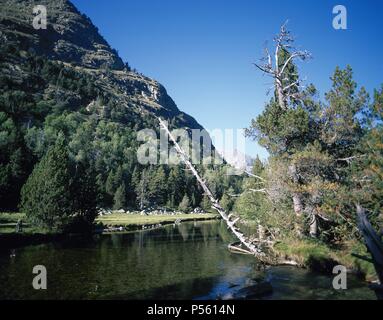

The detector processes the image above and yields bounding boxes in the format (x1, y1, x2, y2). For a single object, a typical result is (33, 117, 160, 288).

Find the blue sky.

(72, 0, 383, 159)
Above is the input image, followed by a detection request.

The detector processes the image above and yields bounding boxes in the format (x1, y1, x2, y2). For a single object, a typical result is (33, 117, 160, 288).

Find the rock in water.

(234, 281, 273, 299)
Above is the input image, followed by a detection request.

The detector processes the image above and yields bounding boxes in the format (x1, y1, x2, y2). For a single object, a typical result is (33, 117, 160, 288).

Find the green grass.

(0, 212, 25, 224)
(274, 238, 377, 281)
(97, 213, 219, 227)
(0, 212, 25, 233)
(0, 212, 48, 234)
(1, 212, 219, 234)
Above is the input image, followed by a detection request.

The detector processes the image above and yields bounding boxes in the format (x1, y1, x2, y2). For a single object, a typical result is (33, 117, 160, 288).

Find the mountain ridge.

(0, 0, 204, 130)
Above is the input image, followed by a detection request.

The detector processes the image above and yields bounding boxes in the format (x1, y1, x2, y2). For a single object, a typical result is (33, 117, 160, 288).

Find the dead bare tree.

(254, 22, 311, 226)
(244, 170, 266, 182)
(253, 21, 311, 110)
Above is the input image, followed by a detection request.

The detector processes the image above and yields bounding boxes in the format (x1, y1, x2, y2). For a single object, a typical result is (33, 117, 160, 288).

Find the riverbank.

(0, 212, 95, 249)
(0, 212, 220, 248)
(273, 238, 377, 282)
(0, 212, 33, 234)
(96, 212, 220, 231)
(237, 218, 377, 282)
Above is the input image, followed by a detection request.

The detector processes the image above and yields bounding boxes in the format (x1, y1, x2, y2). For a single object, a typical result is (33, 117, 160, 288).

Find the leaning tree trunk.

(275, 78, 287, 110)
(306, 205, 318, 238)
(288, 164, 305, 236)
(158, 117, 266, 259)
(356, 205, 383, 300)
(288, 164, 303, 217)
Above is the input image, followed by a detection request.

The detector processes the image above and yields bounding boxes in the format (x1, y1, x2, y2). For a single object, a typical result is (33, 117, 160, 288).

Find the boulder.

(234, 281, 273, 299)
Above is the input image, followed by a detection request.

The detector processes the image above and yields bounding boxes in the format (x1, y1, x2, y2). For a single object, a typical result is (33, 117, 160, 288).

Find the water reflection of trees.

(0, 221, 252, 299)
(95, 221, 243, 298)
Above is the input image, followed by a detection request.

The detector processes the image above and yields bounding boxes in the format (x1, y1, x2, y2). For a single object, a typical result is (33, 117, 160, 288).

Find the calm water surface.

(0, 220, 375, 300)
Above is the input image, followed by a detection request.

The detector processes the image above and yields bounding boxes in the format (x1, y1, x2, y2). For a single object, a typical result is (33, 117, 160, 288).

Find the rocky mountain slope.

(0, 0, 203, 130)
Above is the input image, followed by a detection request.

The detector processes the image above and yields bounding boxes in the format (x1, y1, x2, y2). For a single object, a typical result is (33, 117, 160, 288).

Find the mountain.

(0, 0, 239, 211)
(0, 0, 203, 130)
(218, 148, 255, 173)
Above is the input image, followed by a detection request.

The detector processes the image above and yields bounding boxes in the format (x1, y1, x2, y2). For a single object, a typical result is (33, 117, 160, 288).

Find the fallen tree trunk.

(356, 205, 383, 300)
(228, 242, 253, 255)
(158, 117, 266, 259)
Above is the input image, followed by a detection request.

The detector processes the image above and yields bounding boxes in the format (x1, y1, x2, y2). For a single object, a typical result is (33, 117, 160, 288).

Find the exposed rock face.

(1, 0, 124, 69)
(0, 0, 204, 129)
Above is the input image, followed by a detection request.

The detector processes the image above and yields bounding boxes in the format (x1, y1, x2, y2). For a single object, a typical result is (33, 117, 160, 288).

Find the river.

(0, 220, 375, 300)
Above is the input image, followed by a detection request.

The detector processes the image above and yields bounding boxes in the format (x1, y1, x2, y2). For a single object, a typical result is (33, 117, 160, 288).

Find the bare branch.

(249, 188, 267, 194)
(282, 80, 300, 92)
(253, 63, 274, 76)
(244, 171, 266, 181)
(317, 212, 331, 222)
(280, 51, 311, 76)
(265, 47, 272, 69)
(336, 155, 366, 164)
(228, 193, 242, 198)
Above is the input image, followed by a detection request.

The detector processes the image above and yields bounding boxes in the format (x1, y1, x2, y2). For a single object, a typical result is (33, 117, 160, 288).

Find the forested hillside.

(0, 0, 241, 231)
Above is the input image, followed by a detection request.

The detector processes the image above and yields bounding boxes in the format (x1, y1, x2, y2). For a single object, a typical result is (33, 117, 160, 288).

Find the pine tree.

(115, 165, 123, 186)
(135, 169, 149, 209)
(322, 66, 367, 156)
(71, 161, 98, 231)
(131, 166, 141, 190)
(178, 194, 191, 213)
(113, 183, 127, 210)
(349, 86, 383, 225)
(0, 112, 30, 210)
(167, 166, 184, 207)
(221, 191, 234, 212)
(252, 156, 264, 176)
(105, 170, 116, 196)
(201, 195, 211, 212)
(20, 136, 72, 231)
(149, 166, 167, 206)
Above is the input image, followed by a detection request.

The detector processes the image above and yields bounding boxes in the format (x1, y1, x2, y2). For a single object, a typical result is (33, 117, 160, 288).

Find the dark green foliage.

(220, 193, 234, 212)
(167, 166, 185, 207)
(178, 194, 191, 213)
(70, 162, 98, 232)
(113, 183, 127, 210)
(0, 112, 32, 210)
(201, 195, 211, 212)
(20, 137, 72, 231)
(322, 66, 368, 157)
(149, 166, 168, 205)
(20, 136, 98, 232)
(135, 170, 150, 210)
(351, 86, 383, 225)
